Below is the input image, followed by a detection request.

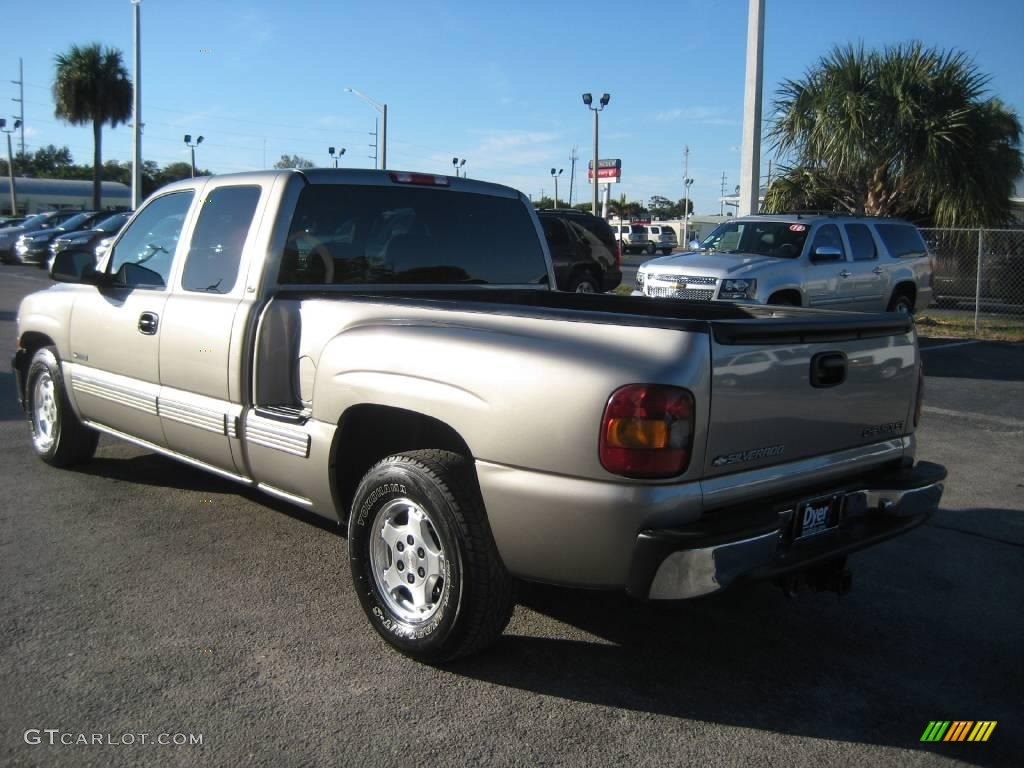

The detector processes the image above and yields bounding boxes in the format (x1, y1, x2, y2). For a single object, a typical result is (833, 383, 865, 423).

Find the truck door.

(67, 189, 197, 446)
(843, 222, 888, 310)
(804, 223, 856, 310)
(157, 181, 265, 476)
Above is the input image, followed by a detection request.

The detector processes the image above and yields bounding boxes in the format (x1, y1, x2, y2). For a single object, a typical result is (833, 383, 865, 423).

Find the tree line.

(533, 195, 694, 219)
(1, 144, 210, 199)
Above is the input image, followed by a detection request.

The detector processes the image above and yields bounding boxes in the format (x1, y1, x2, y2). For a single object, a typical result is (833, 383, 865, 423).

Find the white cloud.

(655, 106, 739, 126)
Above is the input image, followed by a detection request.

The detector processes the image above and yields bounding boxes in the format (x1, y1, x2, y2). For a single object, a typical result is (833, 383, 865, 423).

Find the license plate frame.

(793, 493, 842, 541)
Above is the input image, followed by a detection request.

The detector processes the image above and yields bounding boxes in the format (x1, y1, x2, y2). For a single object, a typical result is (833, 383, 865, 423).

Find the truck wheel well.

(891, 281, 916, 303)
(331, 405, 474, 525)
(767, 289, 802, 307)
(14, 332, 56, 398)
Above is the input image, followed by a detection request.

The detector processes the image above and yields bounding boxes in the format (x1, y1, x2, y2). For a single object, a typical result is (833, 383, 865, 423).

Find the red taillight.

(615, 240, 622, 268)
(389, 172, 450, 186)
(599, 384, 694, 478)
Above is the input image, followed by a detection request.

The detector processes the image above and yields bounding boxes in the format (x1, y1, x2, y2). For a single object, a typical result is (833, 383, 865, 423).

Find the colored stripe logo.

(921, 721, 997, 742)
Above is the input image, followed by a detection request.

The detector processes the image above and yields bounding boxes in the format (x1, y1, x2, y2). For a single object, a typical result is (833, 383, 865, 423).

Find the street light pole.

(329, 146, 346, 168)
(184, 134, 203, 177)
(550, 168, 563, 209)
(582, 93, 610, 217)
(346, 87, 388, 170)
(1, 118, 20, 215)
(130, 0, 142, 209)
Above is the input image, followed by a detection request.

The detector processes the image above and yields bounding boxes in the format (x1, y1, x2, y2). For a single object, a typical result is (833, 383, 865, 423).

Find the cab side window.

(182, 186, 261, 294)
(845, 223, 877, 261)
(809, 224, 846, 259)
(109, 191, 195, 288)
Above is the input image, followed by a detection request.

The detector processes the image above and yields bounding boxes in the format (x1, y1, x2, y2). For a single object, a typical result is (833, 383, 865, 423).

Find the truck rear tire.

(347, 449, 514, 663)
(25, 346, 98, 467)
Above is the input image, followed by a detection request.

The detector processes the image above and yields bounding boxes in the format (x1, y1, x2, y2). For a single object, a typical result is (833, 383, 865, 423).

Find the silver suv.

(614, 223, 650, 255)
(647, 224, 678, 255)
(633, 214, 934, 313)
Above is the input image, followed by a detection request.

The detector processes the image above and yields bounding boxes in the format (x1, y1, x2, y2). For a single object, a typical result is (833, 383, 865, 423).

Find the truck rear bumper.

(628, 460, 946, 600)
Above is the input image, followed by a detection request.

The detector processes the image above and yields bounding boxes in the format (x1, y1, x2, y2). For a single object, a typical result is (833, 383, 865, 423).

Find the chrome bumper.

(629, 460, 946, 600)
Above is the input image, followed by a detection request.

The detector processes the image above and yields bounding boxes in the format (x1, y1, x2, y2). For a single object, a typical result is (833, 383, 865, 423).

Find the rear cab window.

(875, 223, 928, 258)
(182, 185, 261, 294)
(279, 184, 549, 285)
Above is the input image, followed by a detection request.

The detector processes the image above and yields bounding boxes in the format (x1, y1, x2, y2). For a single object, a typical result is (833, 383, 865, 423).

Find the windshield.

(58, 213, 95, 231)
(96, 213, 130, 233)
(699, 220, 809, 258)
(20, 214, 50, 228)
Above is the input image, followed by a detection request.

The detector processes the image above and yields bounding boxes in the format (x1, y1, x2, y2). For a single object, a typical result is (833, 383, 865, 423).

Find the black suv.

(537, 209, 622, 293)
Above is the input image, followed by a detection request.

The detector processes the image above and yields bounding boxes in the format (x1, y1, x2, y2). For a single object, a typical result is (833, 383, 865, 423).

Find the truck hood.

(643, 251, 788, 277)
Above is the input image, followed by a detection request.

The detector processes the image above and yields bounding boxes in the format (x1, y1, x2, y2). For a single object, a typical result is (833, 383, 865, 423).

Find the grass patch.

(613, 285, 634, 296)
(915, 312, 1024, 342)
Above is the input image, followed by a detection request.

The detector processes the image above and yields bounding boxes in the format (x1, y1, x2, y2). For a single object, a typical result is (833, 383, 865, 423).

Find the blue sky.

(4, 0, 1023, 214)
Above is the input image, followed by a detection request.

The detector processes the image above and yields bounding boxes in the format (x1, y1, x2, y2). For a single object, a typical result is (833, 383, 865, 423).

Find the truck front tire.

(25, 346, 98, 467)
(347, 449, 514, 663)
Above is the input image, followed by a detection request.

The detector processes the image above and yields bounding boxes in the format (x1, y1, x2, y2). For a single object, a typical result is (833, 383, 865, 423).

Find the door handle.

(138, 312, 159, 335)
(810, 351, 847, 388)
(872, 267, 884, 274)
(839, 270, 851, 278)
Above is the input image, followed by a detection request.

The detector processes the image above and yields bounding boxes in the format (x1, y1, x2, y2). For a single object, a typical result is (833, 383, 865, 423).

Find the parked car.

(633, 214, 933, 314)
(0, 210, 81, 263)
(0, 216, 27, 229)
(13, 211, 109, 265)
(537, 208, 621, 292)
(14, 169, 944, 662)
(614, 223, 650, 254)
(647, 224, 678, 255)
(44, 212, 131, 270)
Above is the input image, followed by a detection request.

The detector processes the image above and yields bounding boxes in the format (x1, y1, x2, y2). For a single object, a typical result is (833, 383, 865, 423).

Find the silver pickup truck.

(12, 170, 946, 662)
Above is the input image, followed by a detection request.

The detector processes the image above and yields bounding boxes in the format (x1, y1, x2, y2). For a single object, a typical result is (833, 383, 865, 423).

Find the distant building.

(0, 177, 131, 215)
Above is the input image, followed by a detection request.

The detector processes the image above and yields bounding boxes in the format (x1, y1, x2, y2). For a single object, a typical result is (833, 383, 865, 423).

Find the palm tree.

(53, 44, 133, 210)
(764, 42, 1022, 226)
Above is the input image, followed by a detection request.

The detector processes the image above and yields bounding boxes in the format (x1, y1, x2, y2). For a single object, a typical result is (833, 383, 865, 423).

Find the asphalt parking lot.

(1, 266, 1021, 768)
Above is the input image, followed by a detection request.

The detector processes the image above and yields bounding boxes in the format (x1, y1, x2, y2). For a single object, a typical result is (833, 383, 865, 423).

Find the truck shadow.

(447, 523, 1021, 767)
(73, 452, 343, 536)
(0, 371, 24, 421)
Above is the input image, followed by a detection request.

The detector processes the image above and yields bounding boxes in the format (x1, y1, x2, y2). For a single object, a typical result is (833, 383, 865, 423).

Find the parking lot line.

(921, 405, 1024, 430)
(920, 340, 981, 352)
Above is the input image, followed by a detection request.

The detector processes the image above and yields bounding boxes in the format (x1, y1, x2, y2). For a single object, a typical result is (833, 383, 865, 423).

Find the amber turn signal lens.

(599, 384, 694, 478)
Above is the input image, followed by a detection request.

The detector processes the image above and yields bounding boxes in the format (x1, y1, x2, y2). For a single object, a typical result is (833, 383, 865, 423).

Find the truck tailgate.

(704, 315, 917, 478)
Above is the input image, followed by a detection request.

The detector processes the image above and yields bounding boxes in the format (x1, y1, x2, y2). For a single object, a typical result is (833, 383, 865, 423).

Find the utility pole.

(720, 171, 727, 216)
(12, 58, 25, 156)
(738, 0, 765, 216)
(369, 118, 378, 168)
(1, 119, 19, 215)
(568, 145, 578, 206)
(682, 145, 692, 247)
(131, 0, 143, 210)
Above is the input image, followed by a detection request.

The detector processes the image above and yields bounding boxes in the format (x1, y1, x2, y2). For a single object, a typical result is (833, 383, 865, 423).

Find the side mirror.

(811, 245, 843, 263)
(50, 250, 103, 284)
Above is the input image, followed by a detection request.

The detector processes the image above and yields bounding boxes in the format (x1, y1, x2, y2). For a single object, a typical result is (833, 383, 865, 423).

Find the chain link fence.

(920, 227, 1024, 335)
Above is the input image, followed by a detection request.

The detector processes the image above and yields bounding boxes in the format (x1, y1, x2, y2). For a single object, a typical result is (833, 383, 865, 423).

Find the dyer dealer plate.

(793, 493, 842, 540)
